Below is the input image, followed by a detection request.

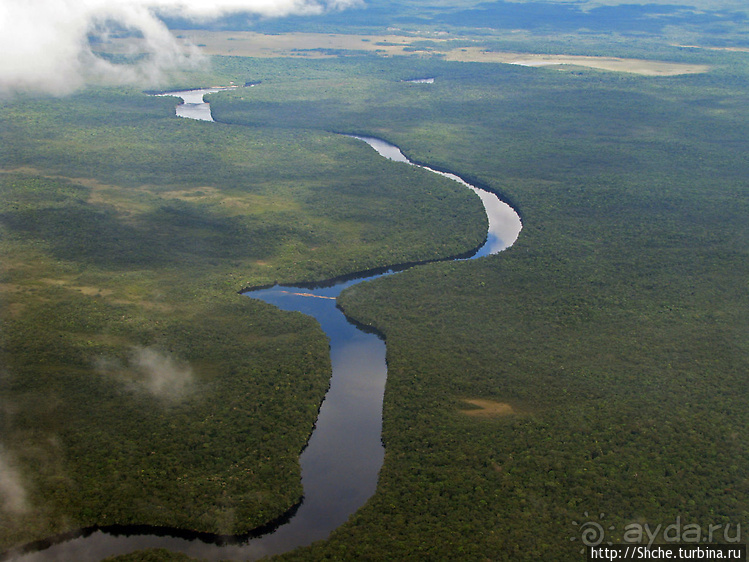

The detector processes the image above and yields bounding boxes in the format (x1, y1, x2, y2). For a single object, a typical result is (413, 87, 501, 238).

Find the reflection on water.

(240, 276, 388, 557)
(156, 87, 235, 121)
(234, 135, 522, 556)
(352, 136, 521, 254)
(7, 99, 521, 562)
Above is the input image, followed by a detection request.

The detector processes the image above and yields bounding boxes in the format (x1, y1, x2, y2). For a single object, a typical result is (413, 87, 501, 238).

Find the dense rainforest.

(2, 1, 749, 560)
(215, 50, 749, 560)
(0, 75, 485, 547)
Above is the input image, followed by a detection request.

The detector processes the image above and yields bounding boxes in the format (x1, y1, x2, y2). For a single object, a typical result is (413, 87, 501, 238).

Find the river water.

(154, 87, 236, 121)
(6, 90, 521, 562)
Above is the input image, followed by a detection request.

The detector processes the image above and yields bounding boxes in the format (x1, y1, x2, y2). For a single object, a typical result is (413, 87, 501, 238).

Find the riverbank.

(0, 84, 489, 556)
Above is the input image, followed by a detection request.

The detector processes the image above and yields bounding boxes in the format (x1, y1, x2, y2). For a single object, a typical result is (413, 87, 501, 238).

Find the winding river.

(7, 89, 521, 561)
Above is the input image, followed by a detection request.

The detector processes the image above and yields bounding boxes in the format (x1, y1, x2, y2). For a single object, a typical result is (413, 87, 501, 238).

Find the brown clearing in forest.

(461, 398, 517, 417)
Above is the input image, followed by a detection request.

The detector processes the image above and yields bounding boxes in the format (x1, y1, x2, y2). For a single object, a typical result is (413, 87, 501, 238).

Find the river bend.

(7, 88, 521, 562)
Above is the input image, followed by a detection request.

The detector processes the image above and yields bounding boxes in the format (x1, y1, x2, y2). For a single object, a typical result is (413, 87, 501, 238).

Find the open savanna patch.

(442, 48, 710, 75)
(97, 31, 709, 76)
(183, 32, 709, 75)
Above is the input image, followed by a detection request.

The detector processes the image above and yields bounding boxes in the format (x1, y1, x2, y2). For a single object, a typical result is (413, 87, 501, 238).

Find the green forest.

(0, 80, 485, 545)
(2, 0, 749, 561)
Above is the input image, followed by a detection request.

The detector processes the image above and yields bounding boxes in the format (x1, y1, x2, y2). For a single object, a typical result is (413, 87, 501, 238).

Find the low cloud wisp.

(129, 346, 195, 401)
(0, 0, 359, 95)
(96, 346, 195, 402)
(0, 446, 29, 515)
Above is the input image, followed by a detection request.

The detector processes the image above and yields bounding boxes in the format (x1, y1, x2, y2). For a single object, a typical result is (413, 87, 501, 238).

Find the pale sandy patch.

(676, 44, 749, 53)
(442, 47, 710, 76)
(461, 398, 517, 417)
(98, 31, 710, 76)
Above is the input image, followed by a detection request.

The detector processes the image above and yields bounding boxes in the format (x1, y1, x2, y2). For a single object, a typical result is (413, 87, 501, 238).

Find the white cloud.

(129, 346, 195, 401)
(95, 346, 196, 401)
(0, 447, 29, 515)
(0, 0, 359, 94)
